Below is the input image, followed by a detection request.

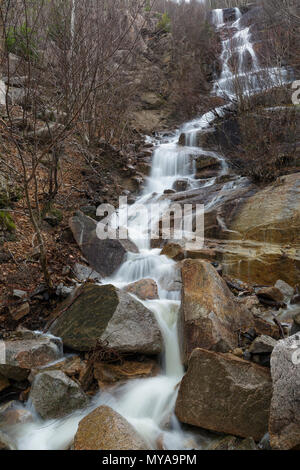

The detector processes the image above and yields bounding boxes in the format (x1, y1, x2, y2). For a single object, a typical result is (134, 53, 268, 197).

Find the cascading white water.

(4, 6, 293, 451)
(211, 9, 224, 26)
(213, 7, 290, 100)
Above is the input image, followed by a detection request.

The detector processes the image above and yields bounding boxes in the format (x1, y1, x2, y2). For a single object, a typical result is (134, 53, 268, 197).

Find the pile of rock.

(175, 259, 300, 450)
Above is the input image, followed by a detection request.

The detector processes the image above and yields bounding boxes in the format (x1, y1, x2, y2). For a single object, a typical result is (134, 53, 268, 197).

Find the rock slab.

(175, 348, 272, 441)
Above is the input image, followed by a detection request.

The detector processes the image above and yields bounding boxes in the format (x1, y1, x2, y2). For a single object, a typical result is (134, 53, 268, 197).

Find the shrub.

(157, 13, 171, 33)
(6, 24, 38, 60)
(0, 211, 16, 232)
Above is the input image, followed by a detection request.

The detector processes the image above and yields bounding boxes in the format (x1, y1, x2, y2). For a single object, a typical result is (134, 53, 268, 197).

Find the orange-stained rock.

(94, 360, 159, 387)
(225, 173, 300, 286)
(257, 286, 284, 303)
(125, 278, 159, 300)
(161, 242, 185, 261)
(179, 259, 254, 362)
(0, 401, 33, 427)
(74, 406, 148, 450)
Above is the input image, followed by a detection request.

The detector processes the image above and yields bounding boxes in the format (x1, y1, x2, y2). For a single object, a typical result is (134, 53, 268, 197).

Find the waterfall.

(5, 5, 292, 451)
(211, 9, 224, 26)
(71, 0, 76, 46)
(213, 7, 290, 100)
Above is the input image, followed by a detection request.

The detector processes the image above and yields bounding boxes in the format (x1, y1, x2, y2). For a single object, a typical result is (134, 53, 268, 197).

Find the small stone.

(0, 331, 62, 381)
(12, 290, 27, 300)
(275, 280, 294, 300)
(29, 370, 89, 420)
(172, 179, 189, 192)
(164, 189, 176, 195)
(125, 279, 159, 301)
(249, 335, 277, 355)
(232, 348, 243, 358)
(9, 302, 30, 321)
(56, 283, 74, 298)
(72, 263, 102, 282)
(0, 431, 17, 450)
(0, 401, 33, 427)
(257, 286, 284, 303)
(161, 243, 185, 261)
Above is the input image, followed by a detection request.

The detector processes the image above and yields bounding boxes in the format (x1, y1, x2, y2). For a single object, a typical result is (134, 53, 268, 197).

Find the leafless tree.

(0, 0, 156, 289)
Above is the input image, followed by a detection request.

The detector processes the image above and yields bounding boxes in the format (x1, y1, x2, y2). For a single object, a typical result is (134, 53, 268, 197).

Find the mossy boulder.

(50, 284, 163, 354)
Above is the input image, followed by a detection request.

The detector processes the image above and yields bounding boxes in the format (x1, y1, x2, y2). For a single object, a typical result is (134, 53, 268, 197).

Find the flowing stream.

(4, 7, 292, 450)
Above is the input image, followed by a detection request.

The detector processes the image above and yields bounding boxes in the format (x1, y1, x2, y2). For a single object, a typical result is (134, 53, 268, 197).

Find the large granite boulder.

(69, 211, 138, 277)
(29, 371, 89, 420)
(269, 334, 300, 450)
(50, 284, 163, 354)
(179, 259, 254, 362)
(175, 348, 272, 441)
(0, 330, 62, 381)
(74, 406, 148, 450)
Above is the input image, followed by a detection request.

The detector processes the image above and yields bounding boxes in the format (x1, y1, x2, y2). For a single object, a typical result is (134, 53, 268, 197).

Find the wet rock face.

(50, 284, 163, 354)
(226, 173, 300, 286)
(179, 259, 253, 362)
(172, 179, 189, 192)
(0, 401, 34, 427)
(161, 242, 185, 261)
(69, 211, 139, 277)
(29, 371, 89, 420)
(194, 154, 221, 172)
(269, 334, 300, 450)
(74, 405, 148, 450)
(0, 331, 62, 381)
(124, 278, 159, 300)
(175, 348, 272, 441)
(94, 360, 159, 387)
(0, 431, 17, 450)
